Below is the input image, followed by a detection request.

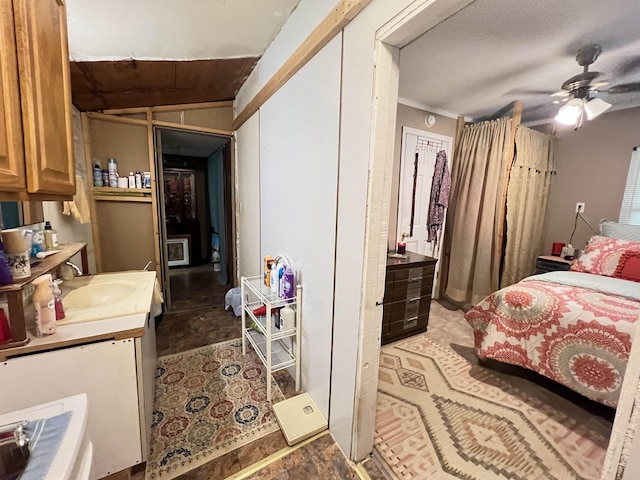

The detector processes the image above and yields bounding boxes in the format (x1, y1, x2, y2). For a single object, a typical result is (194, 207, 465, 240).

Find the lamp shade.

(555, 98, 584, 125)
(584, 97, 611, 120)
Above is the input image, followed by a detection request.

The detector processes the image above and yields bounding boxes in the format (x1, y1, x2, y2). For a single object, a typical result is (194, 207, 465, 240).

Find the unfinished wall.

(388, 102, 457, 250)
(544, 106, 639, 251)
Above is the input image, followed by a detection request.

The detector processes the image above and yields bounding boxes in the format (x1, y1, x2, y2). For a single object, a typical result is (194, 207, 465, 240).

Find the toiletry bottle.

(281, 305, 295, 331)
(93, 163, 103, 187)
(135, 171, 142, 188)
(270, 264, 278, 294)
(102, 169, 109, 186)
(0, 238, 13, 285)
(143, 172, 151, 188)
(107, 158, 119, 187)
(264, 255, 273, 287)
(31, 229, 44, 256)
(128, 172, 136, 188)
(52, 280, 65, 321)
(32, 274, 56, 336)
(277, 262, 285, 297)
(282, 266, 294, 301)
(43, 221, 59, 250)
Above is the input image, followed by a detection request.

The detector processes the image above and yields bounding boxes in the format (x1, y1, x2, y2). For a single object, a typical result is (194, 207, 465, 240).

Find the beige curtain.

(445, 118, 512, 305)
(501, 127, 556, 287)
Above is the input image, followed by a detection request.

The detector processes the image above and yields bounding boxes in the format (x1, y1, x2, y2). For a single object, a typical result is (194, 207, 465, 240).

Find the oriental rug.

(375, 334, 610, 479)
(146, 339, 284, 480)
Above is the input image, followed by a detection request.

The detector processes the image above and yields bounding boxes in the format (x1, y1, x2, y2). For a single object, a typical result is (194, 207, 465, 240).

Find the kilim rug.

(375, 335, 610, 480)
(146, 339, 284, 480)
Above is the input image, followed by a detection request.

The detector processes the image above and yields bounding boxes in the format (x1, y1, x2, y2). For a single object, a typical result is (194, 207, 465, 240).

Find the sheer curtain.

(445, 118, 512, 305)
(501, 127, 556, 287)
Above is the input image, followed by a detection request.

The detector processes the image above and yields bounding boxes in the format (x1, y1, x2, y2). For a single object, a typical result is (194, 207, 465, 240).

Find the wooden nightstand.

(535, 255, 575, 274)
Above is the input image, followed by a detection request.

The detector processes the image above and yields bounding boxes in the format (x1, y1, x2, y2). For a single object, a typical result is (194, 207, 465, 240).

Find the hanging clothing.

(426, 150, 451, 248)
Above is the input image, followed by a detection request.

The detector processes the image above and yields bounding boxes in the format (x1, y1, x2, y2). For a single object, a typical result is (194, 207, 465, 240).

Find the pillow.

(571, 235, 640, 282)
(600, 219, 640, 242)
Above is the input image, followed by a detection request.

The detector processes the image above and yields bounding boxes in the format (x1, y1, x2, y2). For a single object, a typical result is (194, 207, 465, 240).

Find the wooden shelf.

(0, 243, 87, 293)
(92, 187, 153, 203)
(93, 187, 151, 194)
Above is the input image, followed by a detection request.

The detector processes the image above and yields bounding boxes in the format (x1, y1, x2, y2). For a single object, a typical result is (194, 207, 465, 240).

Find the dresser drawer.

(393, 265, 435, 282)
(388, 312, 429, 337)
(384, 275, 434, 303)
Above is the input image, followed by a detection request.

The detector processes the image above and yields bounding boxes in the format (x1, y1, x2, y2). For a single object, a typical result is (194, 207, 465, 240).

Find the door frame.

(355, 0, 640, 475)
(153, 127, 235, 310)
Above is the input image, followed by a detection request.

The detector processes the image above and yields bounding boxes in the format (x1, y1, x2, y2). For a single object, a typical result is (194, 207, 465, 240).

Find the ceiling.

(159, 128, 229, 158)
(66, 0, 301, 111)
(399, 0, 640, 125)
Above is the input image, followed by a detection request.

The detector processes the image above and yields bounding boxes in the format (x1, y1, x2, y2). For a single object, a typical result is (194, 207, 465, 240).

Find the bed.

(465, 227, 640, 408)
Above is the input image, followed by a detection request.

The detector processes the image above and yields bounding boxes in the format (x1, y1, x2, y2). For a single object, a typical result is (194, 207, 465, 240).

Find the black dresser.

(382, 252, 437, 345)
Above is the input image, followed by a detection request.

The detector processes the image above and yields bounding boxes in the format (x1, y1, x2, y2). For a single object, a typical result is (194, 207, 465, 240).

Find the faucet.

(65, 261, 83, 277)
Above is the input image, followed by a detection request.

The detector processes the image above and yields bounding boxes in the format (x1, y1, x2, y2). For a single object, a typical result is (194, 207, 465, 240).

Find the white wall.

(259, 34, 342, 418)
(235, 0, 340, 113)
(235, 113, 261, 278)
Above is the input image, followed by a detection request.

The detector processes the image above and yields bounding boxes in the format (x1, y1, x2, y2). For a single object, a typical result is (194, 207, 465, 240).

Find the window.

(620, 147, 640, 225)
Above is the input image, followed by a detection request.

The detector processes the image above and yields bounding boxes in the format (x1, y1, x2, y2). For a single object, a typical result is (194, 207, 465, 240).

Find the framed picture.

(167, 235, 190, 267)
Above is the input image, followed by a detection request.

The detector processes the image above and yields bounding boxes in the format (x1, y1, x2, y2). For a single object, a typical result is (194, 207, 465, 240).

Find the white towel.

(62, 175, 91, 224)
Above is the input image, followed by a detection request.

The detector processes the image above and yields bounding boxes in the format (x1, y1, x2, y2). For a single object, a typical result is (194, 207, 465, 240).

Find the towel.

(22, 411, 73, 480)
(62, 175, 91, 224)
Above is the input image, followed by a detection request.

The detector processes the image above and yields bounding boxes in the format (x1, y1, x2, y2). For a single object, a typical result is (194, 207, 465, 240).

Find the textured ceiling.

(399, 0, 640, 125)
(66, 0, 301, 61)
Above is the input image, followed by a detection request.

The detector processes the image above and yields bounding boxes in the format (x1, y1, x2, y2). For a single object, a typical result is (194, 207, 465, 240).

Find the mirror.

(0, 201, 44, 229)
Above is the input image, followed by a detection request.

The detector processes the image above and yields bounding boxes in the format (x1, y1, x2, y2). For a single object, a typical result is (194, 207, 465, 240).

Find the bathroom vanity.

(0, 271, 158, 479)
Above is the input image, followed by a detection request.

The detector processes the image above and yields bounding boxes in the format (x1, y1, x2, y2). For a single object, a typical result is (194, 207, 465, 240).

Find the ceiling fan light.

(584, 97, 612, 120)
(555, 98, 583, 125)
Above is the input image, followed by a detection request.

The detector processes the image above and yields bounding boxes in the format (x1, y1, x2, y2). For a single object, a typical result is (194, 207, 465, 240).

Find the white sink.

(57, 271, 157, 325)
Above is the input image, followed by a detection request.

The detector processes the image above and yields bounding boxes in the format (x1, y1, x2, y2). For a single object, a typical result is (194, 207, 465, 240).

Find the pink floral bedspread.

(465, 272, 640, 407)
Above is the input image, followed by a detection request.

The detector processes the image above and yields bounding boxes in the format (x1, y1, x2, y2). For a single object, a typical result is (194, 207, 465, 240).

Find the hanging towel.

(62, 175, 91, 224)
(426, 150, 451, 248)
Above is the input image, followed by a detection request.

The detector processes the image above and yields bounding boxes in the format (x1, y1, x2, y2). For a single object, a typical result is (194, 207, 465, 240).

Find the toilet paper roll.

(2, 229, 28, 254)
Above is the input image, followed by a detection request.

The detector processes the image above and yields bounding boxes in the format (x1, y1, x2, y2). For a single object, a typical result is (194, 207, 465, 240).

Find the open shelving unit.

(92, 187, 152, 203)
(241, 275, 301, 402)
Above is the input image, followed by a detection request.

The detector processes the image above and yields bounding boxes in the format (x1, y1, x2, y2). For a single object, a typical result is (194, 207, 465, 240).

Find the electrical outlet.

(576, 202, 585, 213)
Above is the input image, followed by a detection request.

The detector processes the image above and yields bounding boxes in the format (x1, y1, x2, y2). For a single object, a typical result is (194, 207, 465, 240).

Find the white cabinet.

(0, 314, 156, 479)
(241, 275, 301, 401)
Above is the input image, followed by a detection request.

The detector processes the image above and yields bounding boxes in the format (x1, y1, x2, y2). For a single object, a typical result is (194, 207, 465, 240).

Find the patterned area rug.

(146, 339, 284, 480)
(375, 335, 609, 479)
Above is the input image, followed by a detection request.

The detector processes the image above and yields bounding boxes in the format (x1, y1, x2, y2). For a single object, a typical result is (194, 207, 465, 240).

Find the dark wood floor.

(168, 264, 229, 312)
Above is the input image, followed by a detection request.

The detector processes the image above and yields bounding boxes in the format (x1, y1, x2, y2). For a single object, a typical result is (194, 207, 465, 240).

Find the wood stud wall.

(83, 102, 234, 289)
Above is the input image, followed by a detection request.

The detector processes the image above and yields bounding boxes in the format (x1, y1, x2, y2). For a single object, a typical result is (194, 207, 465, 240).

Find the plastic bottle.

(43, 221, 59, 250)
(282, 266, 295, 301)
(135, 171, 142, 189)
(270, 264, 278, 294)
(93, 163, 103, 187)
(102, 169, 109, 186)
(128, 172, 136, 188)
(281, 305, 295, 331)
(32, 274, 56, 336)
(52, 280, 65, 321)
(277, 262, 285, 297)
(107, 158, 118, 188)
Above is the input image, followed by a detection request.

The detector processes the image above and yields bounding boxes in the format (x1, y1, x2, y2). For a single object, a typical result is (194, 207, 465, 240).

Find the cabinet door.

(0, 1, 25, 193)
(13, 0, 75, 196)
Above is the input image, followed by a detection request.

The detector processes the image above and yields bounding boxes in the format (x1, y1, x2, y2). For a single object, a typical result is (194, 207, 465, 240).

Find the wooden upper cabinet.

(13, 0, 75, 196)
(0, 1, 26, 193)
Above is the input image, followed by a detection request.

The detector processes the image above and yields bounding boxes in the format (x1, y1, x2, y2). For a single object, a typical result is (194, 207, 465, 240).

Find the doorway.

(154, 128, 234, 313)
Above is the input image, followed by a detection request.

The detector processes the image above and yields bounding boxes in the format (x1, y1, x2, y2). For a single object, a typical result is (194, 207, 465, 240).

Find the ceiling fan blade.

(607, 82, 640, 94)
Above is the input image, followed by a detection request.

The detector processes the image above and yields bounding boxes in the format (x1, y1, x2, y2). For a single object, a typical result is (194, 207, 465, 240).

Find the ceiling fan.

(553, 44, 640, 128)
